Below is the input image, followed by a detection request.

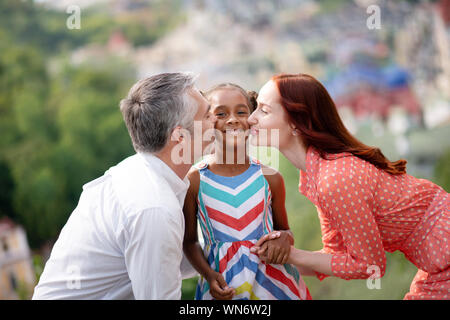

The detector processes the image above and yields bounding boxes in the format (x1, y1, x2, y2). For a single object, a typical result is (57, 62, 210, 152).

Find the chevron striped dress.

(194, 157, 311, 300)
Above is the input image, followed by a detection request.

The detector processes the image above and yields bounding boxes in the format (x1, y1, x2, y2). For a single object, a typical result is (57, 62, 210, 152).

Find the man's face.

(188, 88, 216, 162)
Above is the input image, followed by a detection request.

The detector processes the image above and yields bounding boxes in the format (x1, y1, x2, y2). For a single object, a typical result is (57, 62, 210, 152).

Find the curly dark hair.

(201, 83, 258, 112)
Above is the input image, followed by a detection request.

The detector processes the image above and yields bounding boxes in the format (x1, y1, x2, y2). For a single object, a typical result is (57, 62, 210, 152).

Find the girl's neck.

(209, 148, 251, 177)
(213, 142, 250, 166)
(213, 149, 250, 166)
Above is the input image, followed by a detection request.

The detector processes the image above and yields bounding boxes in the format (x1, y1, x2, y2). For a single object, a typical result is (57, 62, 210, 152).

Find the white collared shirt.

(32, 152, 196, 300)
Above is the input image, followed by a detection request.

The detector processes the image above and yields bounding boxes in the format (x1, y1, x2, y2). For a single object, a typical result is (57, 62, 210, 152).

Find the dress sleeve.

(314, 206, 346, 281)
(317, 167, 386, 280)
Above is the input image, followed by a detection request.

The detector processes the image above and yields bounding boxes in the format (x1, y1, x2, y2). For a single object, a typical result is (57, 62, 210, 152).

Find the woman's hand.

(206, 271, 235, 300)
(250, 231, 292, 264)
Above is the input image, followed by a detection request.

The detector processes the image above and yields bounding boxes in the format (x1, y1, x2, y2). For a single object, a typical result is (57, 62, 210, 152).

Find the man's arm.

(124, 207, 183, 299)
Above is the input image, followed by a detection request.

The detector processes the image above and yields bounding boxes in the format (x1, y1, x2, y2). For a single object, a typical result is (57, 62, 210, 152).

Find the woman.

(248, 73, 449, 300)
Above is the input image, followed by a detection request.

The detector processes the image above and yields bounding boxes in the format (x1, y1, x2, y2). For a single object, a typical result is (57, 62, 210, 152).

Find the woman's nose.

(247, 113, 257, 125)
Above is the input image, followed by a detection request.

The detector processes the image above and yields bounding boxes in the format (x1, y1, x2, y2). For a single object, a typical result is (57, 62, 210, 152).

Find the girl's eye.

(215, 112, 226, 117)
(238, 111, 248, 115)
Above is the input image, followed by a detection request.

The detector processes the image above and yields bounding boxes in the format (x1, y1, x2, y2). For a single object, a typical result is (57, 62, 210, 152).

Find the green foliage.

(33, 254, 45, 283)
(0, 160, 16, 219)
(0, 0, 185, 54)
(182, 277, 199, 300)
(434, 148, 450, 192)
(0, 1, 139, 246)
(316, 0, 350, 14)
(7, 61, 136, 247)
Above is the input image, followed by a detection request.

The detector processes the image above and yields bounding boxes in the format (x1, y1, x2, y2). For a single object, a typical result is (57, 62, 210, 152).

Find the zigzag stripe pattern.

(194, 158, 310, 300)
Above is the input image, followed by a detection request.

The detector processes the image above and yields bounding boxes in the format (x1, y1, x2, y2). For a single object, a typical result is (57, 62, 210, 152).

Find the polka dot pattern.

(299, 146, 449, 299)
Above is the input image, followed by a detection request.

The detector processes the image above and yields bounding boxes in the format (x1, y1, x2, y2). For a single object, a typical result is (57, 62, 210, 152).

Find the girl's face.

(247, 80, 293, 149)
(208, 88, 251, 150)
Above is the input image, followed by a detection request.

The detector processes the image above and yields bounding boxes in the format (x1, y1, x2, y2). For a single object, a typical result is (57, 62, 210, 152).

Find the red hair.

(272, 73, 407, 175)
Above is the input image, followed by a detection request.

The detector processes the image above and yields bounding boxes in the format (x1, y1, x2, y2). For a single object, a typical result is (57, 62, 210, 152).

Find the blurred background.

(0, 0, 449, 300)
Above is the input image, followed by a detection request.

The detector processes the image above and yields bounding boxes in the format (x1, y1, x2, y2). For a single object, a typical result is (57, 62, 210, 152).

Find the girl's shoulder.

(193, 155, 215, 171)
(259, 162, 285, 189)
(187, 157, 214, 194)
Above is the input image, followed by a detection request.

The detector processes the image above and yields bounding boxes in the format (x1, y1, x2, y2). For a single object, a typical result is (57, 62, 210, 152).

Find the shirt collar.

(138, 152, 190, 198)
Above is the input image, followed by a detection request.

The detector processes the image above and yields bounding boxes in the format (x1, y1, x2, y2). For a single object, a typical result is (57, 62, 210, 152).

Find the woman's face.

(208, 88, 251, 150)
(247, 80, 293, 149)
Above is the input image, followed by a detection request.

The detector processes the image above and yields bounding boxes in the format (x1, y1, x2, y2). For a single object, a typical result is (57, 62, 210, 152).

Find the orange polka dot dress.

(299, 146, 449, 300)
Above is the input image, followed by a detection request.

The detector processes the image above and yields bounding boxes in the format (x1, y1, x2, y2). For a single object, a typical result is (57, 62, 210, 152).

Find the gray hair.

(119, 72, 198, 153)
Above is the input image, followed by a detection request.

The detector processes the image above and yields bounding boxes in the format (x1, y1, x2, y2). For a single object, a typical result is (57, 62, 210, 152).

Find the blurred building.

(0, 217, 35, 300)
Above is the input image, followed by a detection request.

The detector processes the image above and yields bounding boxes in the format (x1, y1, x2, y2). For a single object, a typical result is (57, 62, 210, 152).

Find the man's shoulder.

(109, 154, 179, 213)
(128, 205, 181, 223)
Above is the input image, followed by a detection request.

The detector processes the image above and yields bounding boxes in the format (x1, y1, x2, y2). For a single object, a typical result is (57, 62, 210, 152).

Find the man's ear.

(170, 126, 184, 143)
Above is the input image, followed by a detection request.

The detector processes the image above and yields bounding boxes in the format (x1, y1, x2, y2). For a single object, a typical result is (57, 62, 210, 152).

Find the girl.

(249, 73, 449, 300)
(182, 83, 311, 300)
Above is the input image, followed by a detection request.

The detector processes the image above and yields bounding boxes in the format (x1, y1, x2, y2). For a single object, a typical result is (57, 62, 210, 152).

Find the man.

(33, 73, 215, 299)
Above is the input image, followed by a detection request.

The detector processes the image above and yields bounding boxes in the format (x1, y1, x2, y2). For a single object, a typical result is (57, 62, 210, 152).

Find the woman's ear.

(289, 123, 299, 136)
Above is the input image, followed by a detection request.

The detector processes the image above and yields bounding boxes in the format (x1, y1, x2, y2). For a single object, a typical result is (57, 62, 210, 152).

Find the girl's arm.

(258, 167, 294, 264)
(257, 167, 332, 276)
(182, 169, 235, 300)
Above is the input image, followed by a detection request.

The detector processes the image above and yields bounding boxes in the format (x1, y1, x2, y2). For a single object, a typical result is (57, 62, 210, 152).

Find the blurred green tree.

(0, 30, 136, 246)
(434, 148, 450, 192)
(12, 62, 135, 247)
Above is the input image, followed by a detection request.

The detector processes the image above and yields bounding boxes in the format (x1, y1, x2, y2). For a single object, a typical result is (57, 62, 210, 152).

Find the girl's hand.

(206, 271, 235, 300)
(250, 231, 291, 264)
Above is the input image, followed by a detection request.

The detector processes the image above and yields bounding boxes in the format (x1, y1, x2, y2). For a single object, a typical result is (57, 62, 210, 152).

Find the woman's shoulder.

(319, 151, 375, 176)
(316, 154, 377, 197)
